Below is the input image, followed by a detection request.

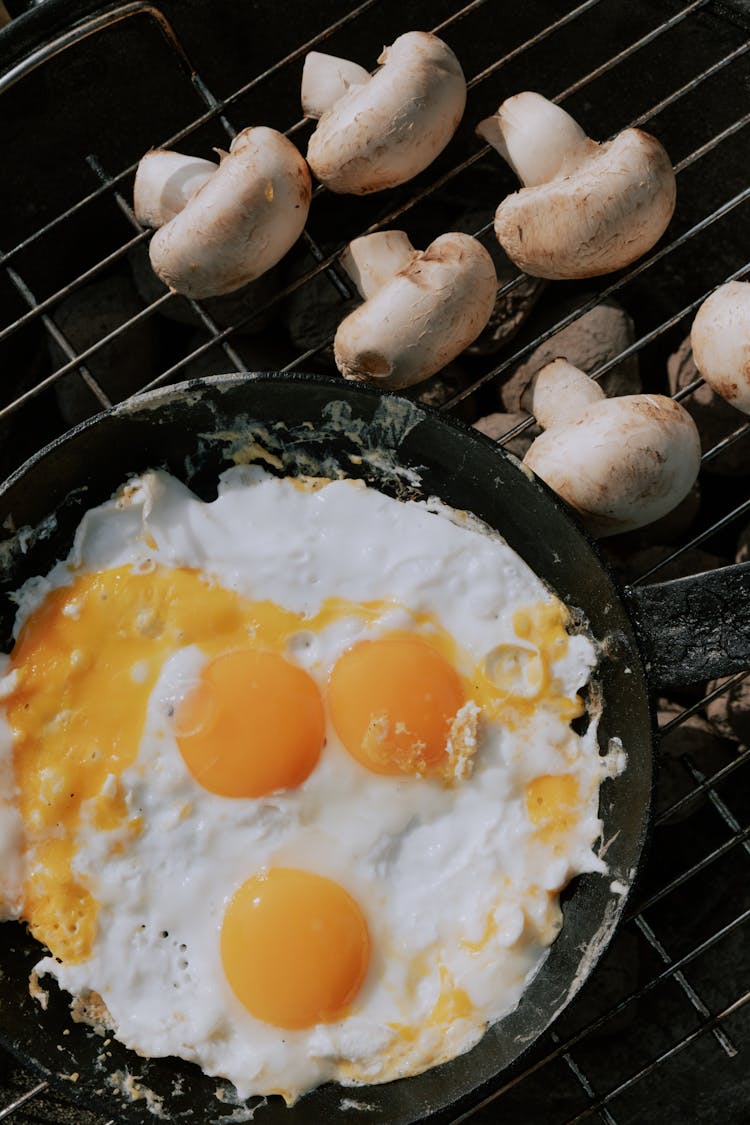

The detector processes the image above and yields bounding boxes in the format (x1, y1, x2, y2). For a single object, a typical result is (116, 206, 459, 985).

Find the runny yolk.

(175, 649, 325, 798)
(327, 634, 465, 776)
(6, 565, 325, 963)
(221, 868, 370, 1029)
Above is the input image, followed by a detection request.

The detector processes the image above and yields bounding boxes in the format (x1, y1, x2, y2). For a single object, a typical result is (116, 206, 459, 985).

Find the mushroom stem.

(301, 52, 370, 119)
(481, 91, 676, 280)
(522, 364, 701, 537)
(340, 231, 416, 300)
(146, 127, 311, 299)
(334, 231, 497, 390)
(521, 358, 605, 430)
(305, 31, 466, 195)
(477, 93, 595, 187)
(134, 151, 218, 229)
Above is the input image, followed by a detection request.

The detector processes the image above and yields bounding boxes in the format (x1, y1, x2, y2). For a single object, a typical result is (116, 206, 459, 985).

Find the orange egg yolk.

(221, 868, 370, 1029)
(6, 565, 332, 962)
(328, 635, 465, 776)
(175, 649, 324, 798)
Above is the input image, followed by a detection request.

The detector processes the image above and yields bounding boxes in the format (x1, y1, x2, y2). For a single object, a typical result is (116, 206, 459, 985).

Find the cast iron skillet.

(0, 372, 748, 1125)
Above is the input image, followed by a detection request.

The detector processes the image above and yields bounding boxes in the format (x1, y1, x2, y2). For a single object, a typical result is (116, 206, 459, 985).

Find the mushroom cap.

(494, 128, 676, 279)
(523, 394, 701, 537)
(149, 127, 311, 299)
(306, 31, 466, 195)
(334, 232, 497, 390)
(690, 280, 750, 414)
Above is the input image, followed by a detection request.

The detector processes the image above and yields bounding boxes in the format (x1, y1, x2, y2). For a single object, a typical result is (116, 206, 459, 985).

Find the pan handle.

(624, 561, 750, 690)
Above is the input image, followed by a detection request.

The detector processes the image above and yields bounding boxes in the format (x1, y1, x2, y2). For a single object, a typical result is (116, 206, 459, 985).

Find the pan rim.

(0, 371, 654, 1124)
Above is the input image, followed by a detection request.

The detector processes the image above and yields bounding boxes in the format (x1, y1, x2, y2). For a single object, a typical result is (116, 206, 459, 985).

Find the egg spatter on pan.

(0, 466, 621, 1104)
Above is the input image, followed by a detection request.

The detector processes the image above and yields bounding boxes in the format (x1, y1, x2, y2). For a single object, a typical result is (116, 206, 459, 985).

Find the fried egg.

(0, 466, 614, 1104)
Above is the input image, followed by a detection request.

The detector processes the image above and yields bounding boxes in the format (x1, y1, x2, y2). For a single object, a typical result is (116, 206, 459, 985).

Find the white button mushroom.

(138, 127, 311, 299)
(522, 359, 701, 537)
(334, 230, 497, 390)
(690, 280, 750, 414)
(304, 32, 466, 195)
(476, 92, 676, 279)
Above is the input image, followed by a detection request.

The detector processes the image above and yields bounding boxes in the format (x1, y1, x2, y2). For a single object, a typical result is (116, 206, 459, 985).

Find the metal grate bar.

(655, 739, 750, 825)
(0, 1080, 48, 1121)
(0, 288, 172, 421)
(658, 672, 749, 739)
(0, 0, 719, 278)
(361, 34, 749, 254)
(674, 110, 750, 174)
(582, 907, 750, 1055)
(630, 824, 750, 918)
(684, 757, 750, 858)
(295, 166, 750, 398)
(431, 0, 506, 35)
(629, 37, 750, 130)
(448, 906, 750, 1123)
(0, 0, 489, 273)
(0, 229, 149, 345)
(551, 0, 709, 105)
(0, 1, 189, 92)
(633, 497, 750, 584)
(0, 0, 384, 268)
(632, 913, 736, 1055)
(700, 419, 750, 463)
(167, 0, 385, 125)
(465, 0, 605, 89)
(190, 70, 237, 141)
(5, 268, 112, 410)
(549, 1030, 619, 1125)
(565, 991, 750, 1124)
(577, 266, 750, 390)
(281, 338, 329, 374)
(0, 0, 743, 396)
(84, 154, 248, 374)
(446, 185, 750, 415)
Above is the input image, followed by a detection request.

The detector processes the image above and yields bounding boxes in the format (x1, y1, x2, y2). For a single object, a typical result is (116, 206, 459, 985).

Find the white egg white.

(3, 467, 617, 1104)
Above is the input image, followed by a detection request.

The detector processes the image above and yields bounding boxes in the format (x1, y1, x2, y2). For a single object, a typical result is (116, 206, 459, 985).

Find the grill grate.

(0, 0, 749, 1121)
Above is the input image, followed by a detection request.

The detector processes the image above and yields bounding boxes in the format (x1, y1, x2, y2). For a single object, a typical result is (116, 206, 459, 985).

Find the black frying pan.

(0, 372, 748, 1125)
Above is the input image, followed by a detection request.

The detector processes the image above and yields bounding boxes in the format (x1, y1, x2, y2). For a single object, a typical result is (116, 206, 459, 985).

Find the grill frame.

(0, 0, 749, 1121)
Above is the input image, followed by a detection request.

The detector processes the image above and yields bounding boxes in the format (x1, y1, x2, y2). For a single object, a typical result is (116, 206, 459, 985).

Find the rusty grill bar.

(0, 0, 749, 1120)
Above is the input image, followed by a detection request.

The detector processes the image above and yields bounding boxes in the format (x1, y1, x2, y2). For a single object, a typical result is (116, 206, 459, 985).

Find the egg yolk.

(328, 635, 465, 776)
(221, 868, 370, 1029)
(175, 649, 325, 798)
(526, 773, 580, 837)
